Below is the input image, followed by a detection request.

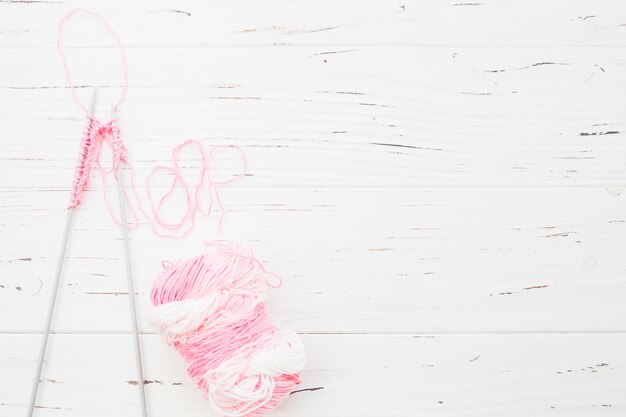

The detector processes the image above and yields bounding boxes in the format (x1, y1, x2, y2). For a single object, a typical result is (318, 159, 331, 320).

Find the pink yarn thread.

(139, 141, 249, 239)
(58, 8, 128, 115)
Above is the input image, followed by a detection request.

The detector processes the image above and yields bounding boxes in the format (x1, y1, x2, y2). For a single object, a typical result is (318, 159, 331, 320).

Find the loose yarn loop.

(141, 141, 249, 240)
(149, 242, 305, 416)
(57, 8, 128, 115)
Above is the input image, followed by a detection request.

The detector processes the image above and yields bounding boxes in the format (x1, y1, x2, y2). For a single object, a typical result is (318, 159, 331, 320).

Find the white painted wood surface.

(1, 1, 626, 416)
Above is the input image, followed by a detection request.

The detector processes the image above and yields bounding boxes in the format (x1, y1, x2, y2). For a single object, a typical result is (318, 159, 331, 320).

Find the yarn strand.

(57, 8, 128, 115)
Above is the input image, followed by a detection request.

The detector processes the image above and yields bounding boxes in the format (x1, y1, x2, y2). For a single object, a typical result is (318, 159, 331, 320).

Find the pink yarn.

(57, 8, 128, 116)
(149, 243, 304, 416)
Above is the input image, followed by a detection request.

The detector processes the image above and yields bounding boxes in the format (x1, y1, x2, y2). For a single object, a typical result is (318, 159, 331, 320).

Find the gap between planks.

(2, 45, 626, 51)
(2, 185, 626, 191)
(2, 330, 626, 335)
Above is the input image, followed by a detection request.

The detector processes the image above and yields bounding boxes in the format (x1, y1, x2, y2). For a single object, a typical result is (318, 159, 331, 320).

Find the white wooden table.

(1, 1, 626, 416)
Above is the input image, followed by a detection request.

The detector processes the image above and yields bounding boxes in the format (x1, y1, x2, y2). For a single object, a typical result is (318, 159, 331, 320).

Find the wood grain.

(2, 187, 625, 333)
(1, 2, 626, 416)
(1, 334, 624, 417)
(2, 47, 626, 188)
(1, 0, 626, 48)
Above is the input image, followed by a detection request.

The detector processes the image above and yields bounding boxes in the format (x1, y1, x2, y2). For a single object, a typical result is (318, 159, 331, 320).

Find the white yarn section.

(147, 291, 266, 345)
(248, 329, 307, 377)
(204, 330, 306, 417)
(205, 356, 276, 417)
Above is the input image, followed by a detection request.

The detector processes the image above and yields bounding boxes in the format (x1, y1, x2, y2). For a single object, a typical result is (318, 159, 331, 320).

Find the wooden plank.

(2, 47, 626, 188)
(1, 0, 626, 48)
(0, 333, 624, 416)
(2, 187, 625, 333)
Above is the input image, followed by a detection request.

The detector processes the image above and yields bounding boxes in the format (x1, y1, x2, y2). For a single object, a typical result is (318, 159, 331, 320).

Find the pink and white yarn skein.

(148, 242, 306, 416)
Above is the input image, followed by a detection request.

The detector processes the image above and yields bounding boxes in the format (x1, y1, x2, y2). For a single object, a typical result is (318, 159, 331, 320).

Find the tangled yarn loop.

(149, 242, 306, 416)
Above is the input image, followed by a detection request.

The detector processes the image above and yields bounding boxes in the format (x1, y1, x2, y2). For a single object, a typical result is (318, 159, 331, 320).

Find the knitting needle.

(27, 87, 97, 417)
(113, 105, 148, 417)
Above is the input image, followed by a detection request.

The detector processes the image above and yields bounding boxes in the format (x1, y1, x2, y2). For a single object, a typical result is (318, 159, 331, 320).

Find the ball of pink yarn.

(149, 242, 306, 416)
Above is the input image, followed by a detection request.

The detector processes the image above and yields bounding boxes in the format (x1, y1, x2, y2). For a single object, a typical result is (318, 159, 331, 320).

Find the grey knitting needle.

(27, 87, 97, 417)
(113, 105, 148, 417)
